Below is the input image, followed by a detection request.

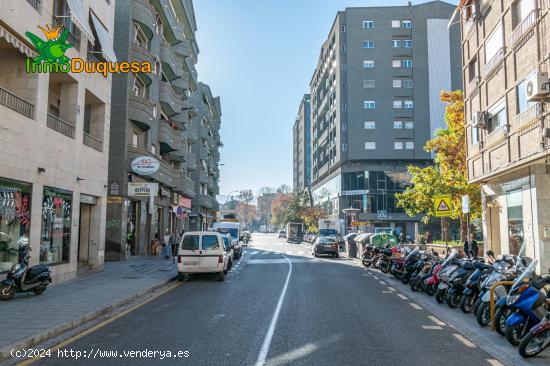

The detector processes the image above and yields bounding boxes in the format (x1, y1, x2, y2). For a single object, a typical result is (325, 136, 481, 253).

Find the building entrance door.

(78, 203, 92, 271)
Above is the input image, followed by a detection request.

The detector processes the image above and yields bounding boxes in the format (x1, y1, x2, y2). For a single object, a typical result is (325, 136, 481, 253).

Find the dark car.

(312, 236, 339, 258)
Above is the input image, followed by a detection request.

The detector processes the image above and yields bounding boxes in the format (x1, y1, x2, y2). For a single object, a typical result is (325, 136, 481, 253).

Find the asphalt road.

(31, 234, 501, 366)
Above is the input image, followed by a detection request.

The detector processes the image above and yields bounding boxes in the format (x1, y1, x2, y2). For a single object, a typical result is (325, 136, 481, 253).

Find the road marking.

(422, 325, 443, 330)
(373, 276, 379, 280)
(453, 333, 477, 348)
(409, 302, 422, 310)
(427, 316, 445, 326)
(255, 254, 292, 366)
(382, 291, 393, 294)
(486, 359, 504, 366)
(397, 293, 408, 300)
(387, 287, 396, 292)
(379, 281, 386, 285)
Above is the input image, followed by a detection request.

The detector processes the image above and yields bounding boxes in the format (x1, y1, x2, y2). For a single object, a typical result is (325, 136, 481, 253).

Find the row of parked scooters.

(361, 242, 550, 358)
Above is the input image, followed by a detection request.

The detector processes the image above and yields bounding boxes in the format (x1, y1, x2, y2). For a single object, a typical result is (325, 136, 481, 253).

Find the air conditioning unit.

(526, 70, 549, 101)
(472, 111, 488, 129)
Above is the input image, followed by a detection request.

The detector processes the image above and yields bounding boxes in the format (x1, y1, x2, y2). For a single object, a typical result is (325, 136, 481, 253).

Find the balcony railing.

(511, 103, 542, 133)
(26, 0, 41, 12)
(83, 132, 103, 152)
(0, 86, 34, 119)
(509, 10, 538, 49)
(481, 47, 505, 78)
(47, 113, 75, 138)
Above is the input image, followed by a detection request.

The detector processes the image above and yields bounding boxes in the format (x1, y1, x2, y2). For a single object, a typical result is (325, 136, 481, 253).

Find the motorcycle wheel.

(446, 291, 461, 308)
(494, 306, 509, 336)
(401, 275, 410, 285)
(435, 288, 446, 304)
(33, 286, 46, 296)
(505, 322, 528, 347)
(472, 298, 482, 316)
(425, 283, 436, 296)
(476, 302, 491, 327)
(0, 284, 15, 301)
(380, 261, 390, 274)
(518, 329, 550, 358)
(410, 278, 419, 292)
(362, 258, 371, 268)
(459, 294, 475, 313)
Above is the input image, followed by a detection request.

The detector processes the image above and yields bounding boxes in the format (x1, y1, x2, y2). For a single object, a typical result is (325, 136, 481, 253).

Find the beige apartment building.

(461, 0, 550, 272)
(0, 0, 116, 282)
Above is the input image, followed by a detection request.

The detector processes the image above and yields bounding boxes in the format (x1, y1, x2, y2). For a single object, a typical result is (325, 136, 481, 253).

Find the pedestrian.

(163, 230, 171, 260)
(464, 233, 478, 259)
(399, 232, 406, 244)
(425, 231, 432, 244)
(170, 230, 177, 258)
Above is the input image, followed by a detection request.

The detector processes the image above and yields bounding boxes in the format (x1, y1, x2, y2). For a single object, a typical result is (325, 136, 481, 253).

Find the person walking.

(399, 232, 406, 245)
(425, 231, 433, 244)
(162, 230, 171, 260)
(464, 233, 478, 259)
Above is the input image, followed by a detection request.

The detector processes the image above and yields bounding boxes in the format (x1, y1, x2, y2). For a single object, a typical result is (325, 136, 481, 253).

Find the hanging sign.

(128, 182, 158, 197)
(434, 195, 452, 217)
(131, 156, 160, 175)
(462, 195, 470, 214)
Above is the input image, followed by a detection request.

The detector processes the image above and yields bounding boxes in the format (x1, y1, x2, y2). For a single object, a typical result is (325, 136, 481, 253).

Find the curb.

(0, 275, 177, 362)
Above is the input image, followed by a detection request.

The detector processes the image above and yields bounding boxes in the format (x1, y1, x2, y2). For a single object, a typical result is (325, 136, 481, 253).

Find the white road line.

(382, 291, 393, 294)
(379, 281, 386, 285)
(373, 276, 379, 280)
(409, 302, 422, 310)
(255, 254, 292, 366)
(453, 333, 477, 348)
(427, 316, 445, 326)
(422, 325, 443, 330)
(397, 294, 408, 300)
(387, 287, 396, 292)
(486, 359, 504, 366)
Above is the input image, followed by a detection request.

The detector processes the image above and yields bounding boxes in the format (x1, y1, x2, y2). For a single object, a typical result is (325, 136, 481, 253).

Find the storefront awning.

(66, 0, 95, 44)
(90, 13, 117, 62)
(0, 25, 36, 58)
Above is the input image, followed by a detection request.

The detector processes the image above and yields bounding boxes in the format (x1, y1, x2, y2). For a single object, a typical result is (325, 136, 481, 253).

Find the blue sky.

(193, 0, 457, 197)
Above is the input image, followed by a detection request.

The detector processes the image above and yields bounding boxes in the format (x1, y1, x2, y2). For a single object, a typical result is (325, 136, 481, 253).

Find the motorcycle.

(390, 246, 417, 280)
(425, 250, 458, 296)
(410, 252, 439, 292)
(401, 246, 422, 284)
(434, 251, 462, 304)
(456, 261, 490, 312)
(518, 290, 550, 358)
(0, 238, 52, 301)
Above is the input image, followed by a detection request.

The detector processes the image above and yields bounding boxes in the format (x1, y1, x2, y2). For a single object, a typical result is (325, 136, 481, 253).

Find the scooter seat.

(27, 265, 49, 279)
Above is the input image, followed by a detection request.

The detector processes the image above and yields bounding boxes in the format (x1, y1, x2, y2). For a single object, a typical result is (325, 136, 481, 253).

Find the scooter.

(518, 291, 550, 358)
(425, 250, 458, 296)
(434, 251, 462, 304)
(458, 261, 491, 313)
(0, 238, 51, 301)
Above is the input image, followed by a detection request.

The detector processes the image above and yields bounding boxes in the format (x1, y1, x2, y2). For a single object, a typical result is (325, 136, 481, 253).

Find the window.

(182, 235, 199, 250)
(151, 144, 156, 155)
(487, 98, 507, 133)
(342, 25, 346, 32)
(40, 187, 72, 265)
(513, 0, 536, 28)
(393, 100, 402, 109)
(342, 103, 347, 111)
(468, 57, 478, 83)
(471, 126, 479, 145)
(362, 40, 374, 48)
(364, 142, 376, 150)
(404, 121, 414, 129)
(364, 121, 376, 129)
(132, 132, 139, 146)
(404, 100, 414, 109)
(155, 16, 163, 37)
(342, 143, 347, 151)
(133, 23, 149, 50)
(342, 44, 346, 52)
(392, 20, 401, 28)
(364, 101, 376, 109)
(393, 79, 402, 88)
(363, 20, 374, 28)
(403, 20, 412, 28)
(405, 141, 415, 150)
(394, 141, 404, 150)
(392, 60, 401, 68)
(363, 60, 375, 68)
(403, 59, 413, 68)
(364, 80, 375, 88)
(393, 121, 403, 129)
(404, 40, 412, 48)
(201, 235, 220, 250)
(485, 23, 503, 63)
(403, 79, 413, 88)
(392, 40, 401, 48)
(132, 76, 146, 97)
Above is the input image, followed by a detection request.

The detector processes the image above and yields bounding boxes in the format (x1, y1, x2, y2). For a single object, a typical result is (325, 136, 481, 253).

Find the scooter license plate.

(438, 283, 448, 290)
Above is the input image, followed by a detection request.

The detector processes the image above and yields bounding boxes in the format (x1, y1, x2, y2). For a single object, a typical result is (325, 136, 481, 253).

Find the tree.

(396, 90, 481, 239)
(276, 184, 291, 194)
(301, 206, 327, 233)
(270, 192, 291, 227)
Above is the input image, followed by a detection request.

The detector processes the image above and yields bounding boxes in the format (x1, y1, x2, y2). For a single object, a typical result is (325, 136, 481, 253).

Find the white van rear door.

(179, 234, 200, 270)
(200, 234, 222, 270)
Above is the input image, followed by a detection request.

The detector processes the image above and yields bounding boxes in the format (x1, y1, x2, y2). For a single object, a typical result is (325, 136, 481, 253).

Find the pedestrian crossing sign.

(434, 195, 452, 217)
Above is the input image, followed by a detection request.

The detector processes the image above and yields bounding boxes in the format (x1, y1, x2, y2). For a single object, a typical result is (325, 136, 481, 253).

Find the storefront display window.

(40, 187, 72, 264)
(0, 179, 31, 273)
(506, 189, 523, 256)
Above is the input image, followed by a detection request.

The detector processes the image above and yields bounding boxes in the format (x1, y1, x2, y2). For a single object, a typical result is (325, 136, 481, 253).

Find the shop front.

(40, 187, 72, 266)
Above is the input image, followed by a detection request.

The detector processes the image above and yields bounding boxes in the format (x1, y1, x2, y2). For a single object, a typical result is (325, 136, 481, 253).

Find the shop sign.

(109, 182, 120, 196)
(179, 197, 192, 209)
(131, 156, 160, 175)
(107, 196, 123, 204)
(160, 187, 170, 197)
(128, 183, 158, 197)
(351, 221, 369, 227)
(341, 190, 368, 196)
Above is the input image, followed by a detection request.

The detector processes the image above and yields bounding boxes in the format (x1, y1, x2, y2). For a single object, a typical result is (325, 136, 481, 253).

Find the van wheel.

(177, 273, 185, 281)
(217, 271, 225, 282)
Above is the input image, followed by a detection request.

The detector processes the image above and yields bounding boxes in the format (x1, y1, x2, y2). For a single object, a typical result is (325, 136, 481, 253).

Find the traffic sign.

(377, 210, 387, 219)
(434, 195, 452, 217)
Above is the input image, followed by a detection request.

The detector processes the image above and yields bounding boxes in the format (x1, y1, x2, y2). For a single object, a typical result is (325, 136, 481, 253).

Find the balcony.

(26, 0, 41, 12)
(152, 0, 184, 44)
(0, 86, 34, 119)
(509, 10, 538, 49)
(200, 125, 210, 138)
(184, 57, 198, 90)
(199, 170, 208, 183)
(132, 0, 156, 38)
(47, 113, 75, 138)
(199, 194, 218, 210)
(127, 145, 179, 188)
(187, 129, 198, 142)
(83, 132, 103, 152)
(172, 74, 190, 96)
(130, 43, 155, 67)
(466, 76, 480, 97)
(186, 153, 197, 170)
(175, 176, 195, 198)
(169, 149, 186, 162)
(481, 47, 505, 79)
(173, 40, 191, 58)
(200, 147, 210, 160)
(511, 103, 543, 133)
(129, 94, 155, 131)
(159, 81, 183, 117)
(158, 120, 181, 153)
(160, 42, 183, 80)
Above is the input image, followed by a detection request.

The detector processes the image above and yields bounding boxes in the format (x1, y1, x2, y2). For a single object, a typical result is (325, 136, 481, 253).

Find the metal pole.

(466, 212, 471, 258)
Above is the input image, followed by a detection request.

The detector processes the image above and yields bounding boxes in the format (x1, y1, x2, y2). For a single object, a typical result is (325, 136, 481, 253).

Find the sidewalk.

(0, 257, 177, 361)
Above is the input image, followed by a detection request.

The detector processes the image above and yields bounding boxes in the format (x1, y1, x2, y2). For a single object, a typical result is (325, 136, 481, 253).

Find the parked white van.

(177, 232, 227, 281)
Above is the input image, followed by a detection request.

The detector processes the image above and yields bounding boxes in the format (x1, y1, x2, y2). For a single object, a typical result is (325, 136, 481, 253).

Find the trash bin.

(369, 233, 398, 247)
(344, 233, 358, 257)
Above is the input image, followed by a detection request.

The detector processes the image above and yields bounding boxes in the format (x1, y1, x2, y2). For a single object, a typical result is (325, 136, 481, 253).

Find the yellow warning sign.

(434, 195, 452, 217)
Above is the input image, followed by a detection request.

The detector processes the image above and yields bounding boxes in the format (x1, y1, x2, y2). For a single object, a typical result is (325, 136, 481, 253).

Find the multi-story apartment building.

(460, 0, 550, 272)
(0, 0, 116, 282)
(188, 82, 222, 231)
(293, 94, 312, 190)
(310, 1, 462, 235)
(106, 0, 201, 259)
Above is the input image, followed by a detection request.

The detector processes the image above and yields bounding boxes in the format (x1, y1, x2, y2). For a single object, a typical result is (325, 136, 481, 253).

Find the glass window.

(485, 23, 503, 63)
(182, 235, 199, 250)
(392, 20, 401, 28)
(365, 142, 376, 150)
(201, 235, 220, 250)
(404, 40, 413, 48)
(0, 179, 32, 273)
(506, 189, 523, 256)
(393, 121, 403, 129)
(404, 121, 414, 129)
(404, 100, 414, 109)
(405, 141, 415, 150)
(403, 20, 412, 28)
(222, 237, 231, 251)
(403, 80, 413, 88)
(364, 80, 375, 88)
(394, 141, 404, 150)
(392, 60, 401, 68)
(133, 23, 149, 50)
(393, 100, 402, 109)
(364, 121, 376, 129)
(471, 125, 479, 145)
(362, 40, 374, 48)
(403, 60, 413, 68)
(392, 40, 401, 48)
(487, 98, 506, 133)
(364, 101, 376, 109)
(363, 20, 374, 28)
(393, 79, 402, 88)
(363, 60, 375, 68)
(40, 187, 72, 264)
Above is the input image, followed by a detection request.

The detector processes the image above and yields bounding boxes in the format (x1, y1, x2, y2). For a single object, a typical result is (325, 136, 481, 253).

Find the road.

(30, 234, 500, 366)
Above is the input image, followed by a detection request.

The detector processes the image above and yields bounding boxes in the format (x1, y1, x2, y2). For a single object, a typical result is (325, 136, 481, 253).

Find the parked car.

(278, 230, 286, 238)
(312, 236, 339, 258)
(221, 234, 234, 272)
(177, 232, 227, 281)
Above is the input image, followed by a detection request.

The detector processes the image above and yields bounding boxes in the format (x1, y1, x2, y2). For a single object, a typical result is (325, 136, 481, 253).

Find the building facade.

(309, 1, 462, 235)
(293, 94, 312, 190)
(0, 0, 116, 282)
(106, 0, 204, 259)
(188, 82, 221, 231)
(460, 0, 550, 272)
